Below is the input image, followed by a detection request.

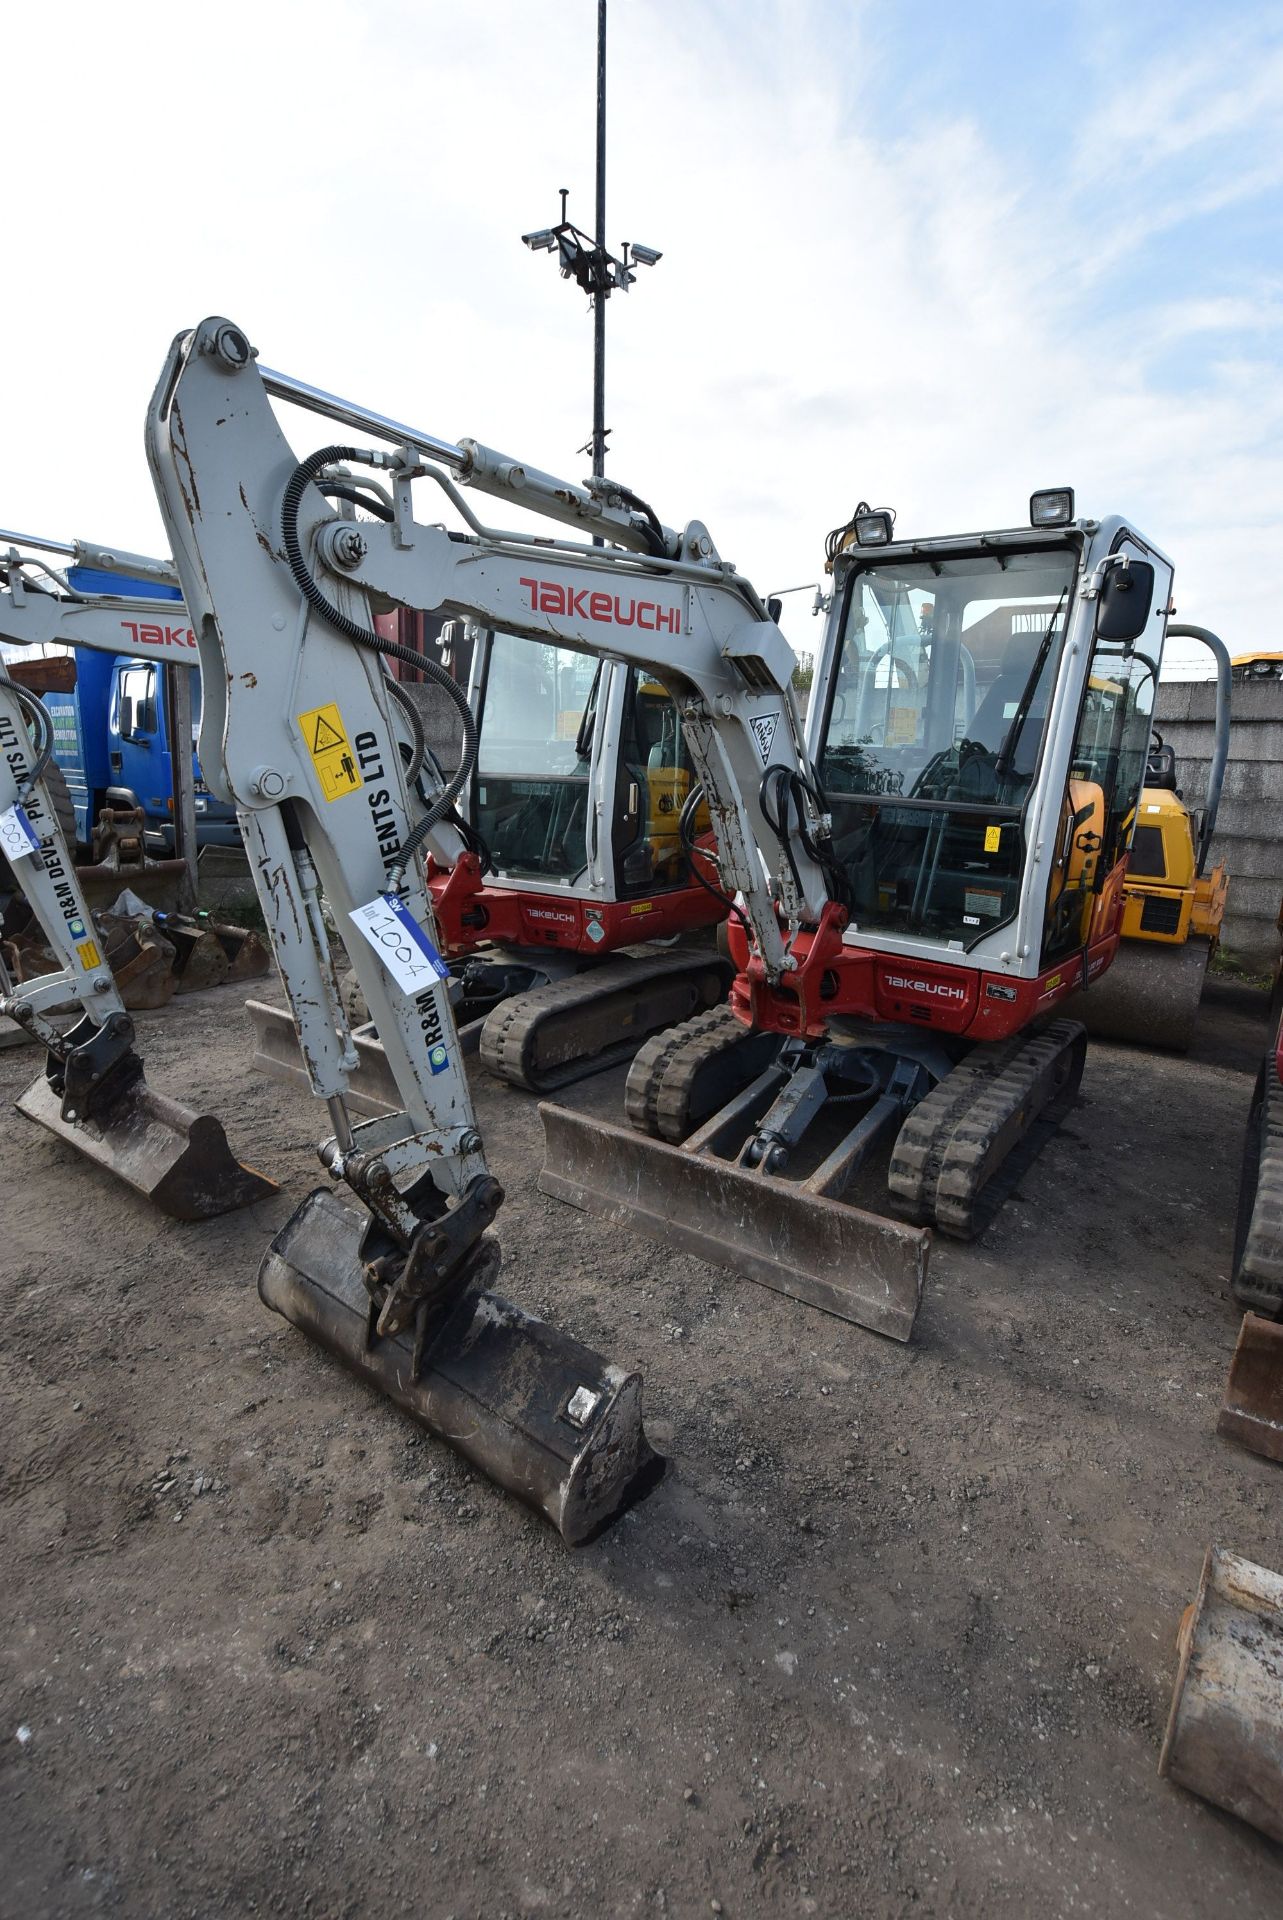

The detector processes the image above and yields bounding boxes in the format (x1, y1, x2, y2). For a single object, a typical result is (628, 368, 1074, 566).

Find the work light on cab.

(1029, 488, 1075, 527)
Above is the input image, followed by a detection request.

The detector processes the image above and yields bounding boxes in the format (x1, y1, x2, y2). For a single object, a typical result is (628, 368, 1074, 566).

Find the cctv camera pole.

(592, 0, 607, 481)
(521, 0, 660, 506)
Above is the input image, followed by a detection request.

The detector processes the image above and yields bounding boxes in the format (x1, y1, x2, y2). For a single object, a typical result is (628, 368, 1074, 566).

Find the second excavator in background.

(0, 565, 274, 1218)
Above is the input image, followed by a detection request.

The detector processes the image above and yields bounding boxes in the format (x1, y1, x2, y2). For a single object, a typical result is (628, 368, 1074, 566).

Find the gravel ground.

(2, 978, 1281, 1918)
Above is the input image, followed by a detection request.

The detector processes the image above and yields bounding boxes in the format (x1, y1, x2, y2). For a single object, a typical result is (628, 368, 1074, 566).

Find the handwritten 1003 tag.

(0, 803, 40, 862)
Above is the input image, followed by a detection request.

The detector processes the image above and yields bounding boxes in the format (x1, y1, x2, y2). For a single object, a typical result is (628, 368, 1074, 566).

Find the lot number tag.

(350, 894, 450, 996)
(0, 803, 40, 862)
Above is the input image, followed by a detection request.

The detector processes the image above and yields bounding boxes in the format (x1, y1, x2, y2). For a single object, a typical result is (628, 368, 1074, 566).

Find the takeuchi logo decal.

(885, 974, 968, 1003)
(120, 619, 197, 650)
(520, 577, 680, 633)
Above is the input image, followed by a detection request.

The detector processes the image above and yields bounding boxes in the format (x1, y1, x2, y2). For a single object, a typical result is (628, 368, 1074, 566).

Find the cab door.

(1042, 537, 1172, 965)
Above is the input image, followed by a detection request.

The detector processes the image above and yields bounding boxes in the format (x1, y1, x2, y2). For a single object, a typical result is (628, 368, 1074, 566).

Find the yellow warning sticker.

(298, 702, 363, 801)
(983, 825, 1002, 853)
(885, 705, 918, 746)
(76, 939, 101, 970)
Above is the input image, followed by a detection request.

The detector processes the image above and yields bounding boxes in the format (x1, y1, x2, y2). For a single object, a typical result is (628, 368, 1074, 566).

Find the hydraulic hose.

(9, 681, 55, 795)
(679, 783, 752, 940)
(281, 444, 479, 856)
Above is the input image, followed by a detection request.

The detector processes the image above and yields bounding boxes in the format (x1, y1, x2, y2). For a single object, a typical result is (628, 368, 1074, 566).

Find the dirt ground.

(2, 977, 1281, 1919)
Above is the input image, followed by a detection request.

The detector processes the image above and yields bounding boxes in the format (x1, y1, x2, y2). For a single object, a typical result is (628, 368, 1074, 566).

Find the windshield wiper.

(995, 588, 1068, 781)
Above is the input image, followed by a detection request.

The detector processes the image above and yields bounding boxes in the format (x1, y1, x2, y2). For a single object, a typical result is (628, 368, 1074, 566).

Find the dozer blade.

(258, 1187, 664, 1545)
(1218, 1313, 1283, 1462)
(538, 1105, 929, 1341)
(245, 996, 401, 1116)
(15, 1068, 277, 1220)
(1075, 936, 1212, 1052)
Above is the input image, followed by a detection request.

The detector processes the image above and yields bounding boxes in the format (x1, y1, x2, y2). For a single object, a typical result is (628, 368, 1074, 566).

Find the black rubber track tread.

(887, 1030, 1031, 1222)
(1232, 1046, 1283, 1316)
(477, 950, 729, 1095)
(625, 1004, 741, 1138)
(889, 1020, 1087, 1240)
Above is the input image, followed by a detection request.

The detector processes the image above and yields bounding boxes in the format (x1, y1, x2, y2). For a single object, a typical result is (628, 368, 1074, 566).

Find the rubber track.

(625, 1004, 748, 1142)
(888, 1019, 1087, 1240)
(478, 951, 728, 1095)
(1234, 1052, 1283, 1315)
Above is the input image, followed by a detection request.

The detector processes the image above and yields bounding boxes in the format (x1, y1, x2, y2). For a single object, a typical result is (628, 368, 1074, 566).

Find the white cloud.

(1, 0, 1279, 680)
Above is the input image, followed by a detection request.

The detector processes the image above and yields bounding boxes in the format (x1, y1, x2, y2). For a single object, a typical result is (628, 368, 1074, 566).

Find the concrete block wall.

(1154, 678, 1283, 972)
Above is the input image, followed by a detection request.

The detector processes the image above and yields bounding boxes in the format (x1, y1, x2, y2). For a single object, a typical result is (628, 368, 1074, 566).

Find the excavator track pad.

(258, 1186, 664, 1545)
(889, 1019, 1087, 1239)
(479, 949, 732, 1093)
(1232, 1054, 1283, 1316)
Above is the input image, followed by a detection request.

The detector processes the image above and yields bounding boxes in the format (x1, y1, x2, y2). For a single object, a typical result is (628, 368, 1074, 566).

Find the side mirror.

(1096, 559, 1155, 643)
(118, 694, 135, 739)
(767, 596, 783, 624)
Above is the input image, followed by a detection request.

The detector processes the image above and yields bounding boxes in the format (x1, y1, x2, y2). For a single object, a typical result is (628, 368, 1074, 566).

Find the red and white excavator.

(129, 317, 1181, 1540)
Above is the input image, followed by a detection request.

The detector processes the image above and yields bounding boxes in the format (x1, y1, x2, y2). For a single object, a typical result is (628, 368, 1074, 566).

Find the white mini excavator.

(141, 317, 1178, 1529)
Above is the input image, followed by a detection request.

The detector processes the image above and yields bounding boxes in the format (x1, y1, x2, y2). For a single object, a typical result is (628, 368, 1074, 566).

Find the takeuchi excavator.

(0, 544, 275, 1217)
(140, 317, 1180, 1539)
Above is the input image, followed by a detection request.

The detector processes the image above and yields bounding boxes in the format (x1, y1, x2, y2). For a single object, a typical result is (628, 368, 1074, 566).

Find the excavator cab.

(468, 637, 709, 903)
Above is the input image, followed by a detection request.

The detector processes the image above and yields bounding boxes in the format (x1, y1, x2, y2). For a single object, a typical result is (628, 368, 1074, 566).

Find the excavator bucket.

(258, 1186, 664, 1545)
(1218, 1313, 1283, 1462)
(538, 1105, 929, 1340)
(209, 921, 272, 983)
(165, 921, 232, 993)
(1159, 1545, 1283, 1843)
(1076, 936, 1212, 1052)
(15, 1062, 277, 1220)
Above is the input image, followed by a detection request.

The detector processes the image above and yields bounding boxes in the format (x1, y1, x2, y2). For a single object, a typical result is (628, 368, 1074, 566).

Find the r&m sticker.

(298, 702, 363, 801)
(983, 824, 1002, 853)
(76, 939, 102, 970)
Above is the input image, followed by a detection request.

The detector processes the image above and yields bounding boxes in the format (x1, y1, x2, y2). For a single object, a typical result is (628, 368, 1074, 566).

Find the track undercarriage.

(540, 1008, 1088, 1341)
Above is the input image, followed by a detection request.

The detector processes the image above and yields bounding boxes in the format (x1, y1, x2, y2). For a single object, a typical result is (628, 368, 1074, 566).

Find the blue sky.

(2, 0, 1280, 671)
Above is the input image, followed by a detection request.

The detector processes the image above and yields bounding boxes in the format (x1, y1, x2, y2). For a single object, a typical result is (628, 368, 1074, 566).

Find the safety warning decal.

(749, 711, 780, 763)
(983, 824, 1002, 853)
(76, 939, 102, 970)
(298, 702, 363, 801)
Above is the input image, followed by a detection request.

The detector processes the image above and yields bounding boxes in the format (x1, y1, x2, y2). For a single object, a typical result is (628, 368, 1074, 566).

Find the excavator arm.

(145, 320, 673, 1541)
(0, 655, 275, 1217)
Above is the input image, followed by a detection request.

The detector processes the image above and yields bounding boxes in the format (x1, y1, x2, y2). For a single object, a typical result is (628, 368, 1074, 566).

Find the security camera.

(627, 243, 663, 267)
(522, 229, 557, 253)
